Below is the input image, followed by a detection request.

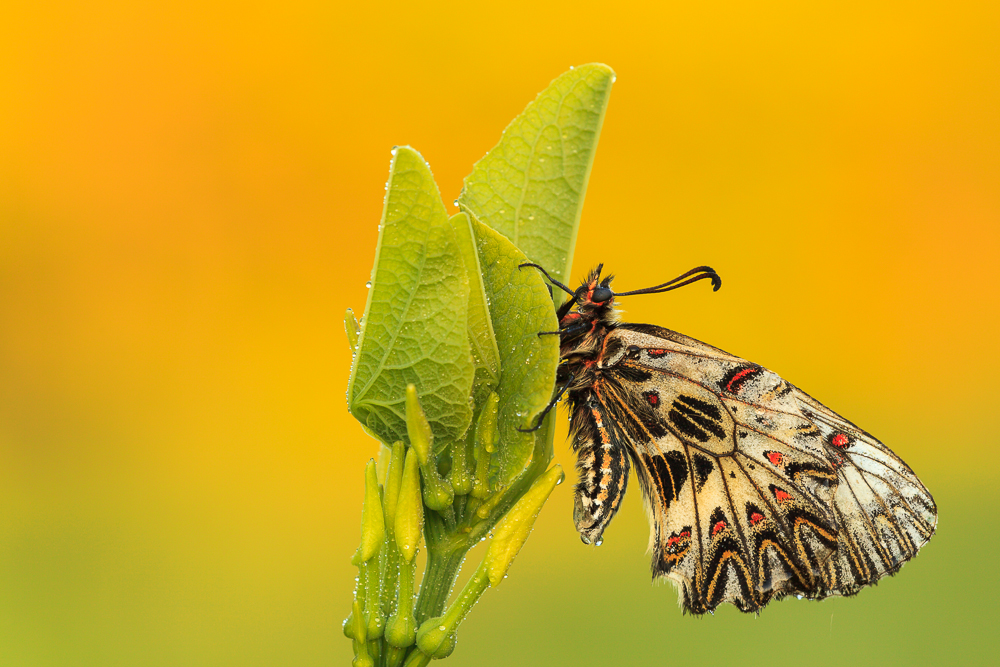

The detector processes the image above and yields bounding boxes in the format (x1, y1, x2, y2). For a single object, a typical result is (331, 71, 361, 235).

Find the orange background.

(2, 2, 998, 665)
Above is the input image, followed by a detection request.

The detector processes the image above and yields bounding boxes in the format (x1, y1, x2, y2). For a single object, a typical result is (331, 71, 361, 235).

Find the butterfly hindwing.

(569, 392, 631, 545)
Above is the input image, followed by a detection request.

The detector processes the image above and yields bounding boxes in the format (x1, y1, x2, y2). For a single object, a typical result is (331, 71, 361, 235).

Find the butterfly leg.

(537, 322, 588, 337)
(517, 262, 576, 297)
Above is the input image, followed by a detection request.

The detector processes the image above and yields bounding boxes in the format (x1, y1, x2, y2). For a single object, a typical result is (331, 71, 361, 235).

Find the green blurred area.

(2, 412, 994, 664)
(446, 478, 998, 667)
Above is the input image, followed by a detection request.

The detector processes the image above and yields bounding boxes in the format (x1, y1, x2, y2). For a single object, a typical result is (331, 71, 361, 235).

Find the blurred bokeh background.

(2, 1, 998, 665)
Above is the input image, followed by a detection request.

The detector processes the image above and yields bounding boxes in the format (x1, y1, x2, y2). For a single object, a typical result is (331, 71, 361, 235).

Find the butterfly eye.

(591, 287, 613, 304)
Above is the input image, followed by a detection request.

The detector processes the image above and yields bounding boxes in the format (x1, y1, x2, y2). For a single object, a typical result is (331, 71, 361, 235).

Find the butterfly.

(521, 263, 937, 614)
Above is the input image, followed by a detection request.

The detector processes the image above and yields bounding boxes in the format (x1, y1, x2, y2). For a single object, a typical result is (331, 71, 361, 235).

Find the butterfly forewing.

(558, 269, 937, 614)
(796, 399, 938, 596)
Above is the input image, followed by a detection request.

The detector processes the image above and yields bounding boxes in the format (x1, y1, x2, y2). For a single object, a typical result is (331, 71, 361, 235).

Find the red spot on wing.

(666, 529, 692, 551)
(712, 520, 727, 536)
(646, 349, 668, 358)
(725, 367, 758, 392)
(773, 488, 792, 502)
(832, 433, 850, 448)
(750, 512, 765, 525)
(647, 393, 659, 406)
(766, 451, 783, 466)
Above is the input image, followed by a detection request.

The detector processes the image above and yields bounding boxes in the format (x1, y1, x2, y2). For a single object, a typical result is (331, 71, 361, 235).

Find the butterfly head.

(575, 264, 616, 312)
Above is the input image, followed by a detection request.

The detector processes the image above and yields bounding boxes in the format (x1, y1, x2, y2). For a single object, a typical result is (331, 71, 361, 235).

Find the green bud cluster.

(346, 388, 562, 665)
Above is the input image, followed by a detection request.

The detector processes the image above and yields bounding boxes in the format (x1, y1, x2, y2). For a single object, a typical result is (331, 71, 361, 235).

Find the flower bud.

(394, 448, 423, 562)
(350, 600, 373, 667)
(402, 649, 431, 667)
(404, 384, 455, 512)
(345, 308, 361, 354)
(471, 394, 499, 500)
(359, 459, 385, 563)
(383, 441, 405, 529)
(474, 485, 507, 520)
(484, 465, 563, 586)
(475, 392, 499, 454)
(420, 465, 455, 513)
(415, 617, 457, 659)
(343, 609, 355, 639)
(364, 569, 385, 639)
(385, 552, 417, 648)
(405, 384, 433, 465)
(449, 434, 474, 496)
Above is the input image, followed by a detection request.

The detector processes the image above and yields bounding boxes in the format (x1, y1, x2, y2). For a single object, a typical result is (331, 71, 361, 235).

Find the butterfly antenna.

(614, 266, 722, 296)
(519, 262, 576, 297)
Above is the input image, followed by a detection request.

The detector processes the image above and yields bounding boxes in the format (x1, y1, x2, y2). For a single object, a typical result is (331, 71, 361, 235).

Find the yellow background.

(2, 1, 998, 665)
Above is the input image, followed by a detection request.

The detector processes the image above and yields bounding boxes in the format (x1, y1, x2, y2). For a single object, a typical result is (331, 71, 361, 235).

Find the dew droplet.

(365, 281, 372, 288)
(595, 538, 603, 546)
(438, 625, 446, 632)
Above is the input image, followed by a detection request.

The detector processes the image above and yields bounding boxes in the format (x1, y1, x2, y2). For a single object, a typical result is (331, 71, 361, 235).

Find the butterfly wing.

(794, 393, 938, 596)
(568, 390, 632, 546)
(580, 323, 936, 613)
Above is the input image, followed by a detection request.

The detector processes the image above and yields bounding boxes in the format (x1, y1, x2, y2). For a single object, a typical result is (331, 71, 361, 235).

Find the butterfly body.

(550, 265, 937, 615)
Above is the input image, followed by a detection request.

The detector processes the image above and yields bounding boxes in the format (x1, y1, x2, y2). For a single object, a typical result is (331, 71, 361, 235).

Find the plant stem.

(439, 560, 490, 630)
(413, 543, 471, 624)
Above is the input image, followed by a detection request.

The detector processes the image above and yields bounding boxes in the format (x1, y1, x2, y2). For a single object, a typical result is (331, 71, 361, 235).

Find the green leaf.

(458, 63, 615, 286)
(448, 212, 501, 405)
(469, 214, 559, 483)
(347, 146, 474, 447)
